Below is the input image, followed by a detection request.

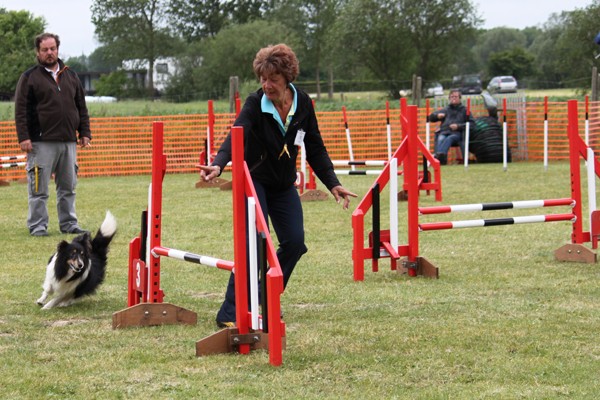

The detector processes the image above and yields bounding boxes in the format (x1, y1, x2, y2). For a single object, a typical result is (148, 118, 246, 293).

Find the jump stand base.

(195, 177, 229, 189)
(300, 189, 328, 202)
(399, 257, 439, 278)
(112, 302, 197, 329)
(554, 244, 597, 264)
(196, 327, 286, 357)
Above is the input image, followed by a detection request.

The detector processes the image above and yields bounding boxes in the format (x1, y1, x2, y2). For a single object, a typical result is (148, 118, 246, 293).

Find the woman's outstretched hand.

(330, 185, 358, 210)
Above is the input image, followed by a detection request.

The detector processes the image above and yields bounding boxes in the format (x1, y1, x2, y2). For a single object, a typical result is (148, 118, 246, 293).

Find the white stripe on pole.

(585, 119, 590, 146)
(513, 215, 547, 224)
(334, 170, 383, 175)
(387, 122, 392, 160)
(587, 147, 596, 235)
(1, 162, 26, 168)
(390, 158, 398, 251)
(332, 160, 386, 166)
(453, 219, 486, 228)
(206, 126, 212, 164)
(146, 184, 153, 299)
(345, 128, 355, 171)
(247, 197, 259, 330)
(543, 119, 548, 171)
(464, 121, 470, 169)
(503, 120, 508, 172)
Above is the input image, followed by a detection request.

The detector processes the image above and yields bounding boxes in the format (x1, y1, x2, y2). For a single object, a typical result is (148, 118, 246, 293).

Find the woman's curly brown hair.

(253, 44, 299, 83)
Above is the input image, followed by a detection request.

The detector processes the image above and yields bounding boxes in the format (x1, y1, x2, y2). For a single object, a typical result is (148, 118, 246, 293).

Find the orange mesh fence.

(1, 100, 599, 183)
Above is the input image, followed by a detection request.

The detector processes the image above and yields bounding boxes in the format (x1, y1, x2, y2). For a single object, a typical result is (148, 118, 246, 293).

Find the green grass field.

(1, 161, 599, 399)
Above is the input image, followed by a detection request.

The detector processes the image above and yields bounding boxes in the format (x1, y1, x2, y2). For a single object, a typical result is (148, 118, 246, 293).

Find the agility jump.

(0, 155, 26, 186)
(352, 99, 600, 281)
(113, 122, 286, 366)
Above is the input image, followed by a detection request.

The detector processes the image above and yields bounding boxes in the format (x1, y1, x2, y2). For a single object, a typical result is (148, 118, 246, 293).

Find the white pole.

(206, 126, 212, 164)
(247, 197, 259, 330)
(345, 125, 355, 171)
(502, 120, 508, 172)
(390, 158, 398, 251)
(146, 184, 153, 299)
(543, 119, 548, 171)
(587, 148, 596, 235)
(386, 121, 392, 160)
(464, 121, 470, 169)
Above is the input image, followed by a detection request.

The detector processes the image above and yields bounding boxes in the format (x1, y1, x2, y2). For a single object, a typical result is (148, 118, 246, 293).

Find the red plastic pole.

(406, 105, 419, 275)
(231, 126, 250, 354)
(567, 100, 585, 244)
(148, 122, 166, 303)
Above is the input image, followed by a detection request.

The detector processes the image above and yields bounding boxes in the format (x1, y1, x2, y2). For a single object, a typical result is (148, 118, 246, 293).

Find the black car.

(452, 74, 482, 95)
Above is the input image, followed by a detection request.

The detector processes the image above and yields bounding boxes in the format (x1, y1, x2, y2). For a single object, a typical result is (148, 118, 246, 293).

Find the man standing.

(429, 89, 474, 165)
(15, 33, 91, 236)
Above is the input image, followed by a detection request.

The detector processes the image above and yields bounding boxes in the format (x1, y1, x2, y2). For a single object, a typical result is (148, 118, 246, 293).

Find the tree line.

(1, 0, 599, 102)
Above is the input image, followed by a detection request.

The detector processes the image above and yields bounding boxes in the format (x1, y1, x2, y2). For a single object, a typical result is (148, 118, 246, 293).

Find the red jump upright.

(113, 122, 286, 367)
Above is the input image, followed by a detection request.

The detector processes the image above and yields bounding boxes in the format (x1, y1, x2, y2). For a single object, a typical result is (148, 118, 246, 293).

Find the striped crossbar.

(332, 160, 386, 167)
(419, 198, 575, 215)
(335, 170, 382, 175)
(151, 246, 234, 271)
(419, 213, 576, 231)
(1, 162, 26, 169)
(0, 155, 26, 162)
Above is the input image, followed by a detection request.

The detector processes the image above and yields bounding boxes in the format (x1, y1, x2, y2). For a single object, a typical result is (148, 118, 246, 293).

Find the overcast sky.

(1, 0, 596, 58)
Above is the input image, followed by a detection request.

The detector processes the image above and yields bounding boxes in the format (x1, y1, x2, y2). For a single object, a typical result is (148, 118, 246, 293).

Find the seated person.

(429, 89, 474, 165)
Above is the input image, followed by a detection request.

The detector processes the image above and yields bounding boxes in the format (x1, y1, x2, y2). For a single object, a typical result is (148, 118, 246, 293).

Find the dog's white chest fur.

(36, 254, 91, 309)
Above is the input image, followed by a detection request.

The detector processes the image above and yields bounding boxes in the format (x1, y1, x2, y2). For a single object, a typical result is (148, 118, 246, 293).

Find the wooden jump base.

(352, 99, 599, 281)
(113, 123, 286, 366)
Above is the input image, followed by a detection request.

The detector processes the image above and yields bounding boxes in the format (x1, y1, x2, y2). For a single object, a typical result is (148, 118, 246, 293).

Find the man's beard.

(37, 55, 58, 69)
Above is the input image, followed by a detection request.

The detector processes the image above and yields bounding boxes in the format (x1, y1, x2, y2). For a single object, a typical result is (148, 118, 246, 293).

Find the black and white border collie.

(37, 211, 117, 310)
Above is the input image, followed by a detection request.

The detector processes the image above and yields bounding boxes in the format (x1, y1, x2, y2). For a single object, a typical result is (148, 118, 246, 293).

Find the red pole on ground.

(148, 122, 166, 303)
(231, 126, 250, 354)
(567, 100, 585, 244)
(406, 105, 419, 275)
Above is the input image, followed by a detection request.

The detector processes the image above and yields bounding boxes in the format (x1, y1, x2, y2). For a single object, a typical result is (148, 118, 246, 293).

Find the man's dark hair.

(35, 33, 60, 50)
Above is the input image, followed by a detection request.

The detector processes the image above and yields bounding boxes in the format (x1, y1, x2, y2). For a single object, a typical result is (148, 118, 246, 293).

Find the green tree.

(488, 47, 535, 80)
(91, 0, 182, 95)
(0, 9, 45, 94)
(472, 27, 528, 76)
(168, 0, 268, 41)
(166, 20, 301, 101)
(399, 0, 481, 81)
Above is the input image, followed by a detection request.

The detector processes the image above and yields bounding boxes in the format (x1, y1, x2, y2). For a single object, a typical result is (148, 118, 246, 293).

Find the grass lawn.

(1, 161, 599, 399)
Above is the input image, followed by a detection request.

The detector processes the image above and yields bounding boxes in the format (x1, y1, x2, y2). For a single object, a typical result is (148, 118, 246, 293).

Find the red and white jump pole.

(342, 106, 355, 171)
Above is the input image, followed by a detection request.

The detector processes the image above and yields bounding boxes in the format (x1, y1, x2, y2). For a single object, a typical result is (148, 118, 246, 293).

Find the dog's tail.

(92, 210, 117, 253)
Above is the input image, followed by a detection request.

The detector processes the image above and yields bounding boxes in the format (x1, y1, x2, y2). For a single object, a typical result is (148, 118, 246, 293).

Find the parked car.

(424, 81, 444, 97)
(452, 74, 482, 95)
(487, 76, 518, 93)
